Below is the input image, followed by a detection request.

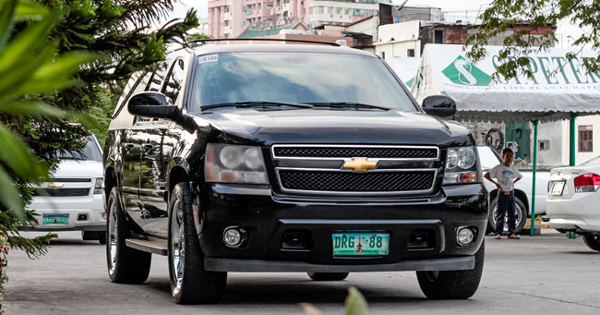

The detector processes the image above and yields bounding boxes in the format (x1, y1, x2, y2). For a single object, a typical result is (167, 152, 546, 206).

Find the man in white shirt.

(484, 148, 523, 239)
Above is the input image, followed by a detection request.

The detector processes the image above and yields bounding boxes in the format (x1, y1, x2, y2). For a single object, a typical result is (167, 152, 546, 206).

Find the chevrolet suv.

(103, 40, 487, 304)
(28, 135, 106, 243)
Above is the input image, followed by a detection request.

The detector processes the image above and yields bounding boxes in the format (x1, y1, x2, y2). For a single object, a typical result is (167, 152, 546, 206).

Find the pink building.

(208, 0, 309, 39)
(207, 0, 390, 39)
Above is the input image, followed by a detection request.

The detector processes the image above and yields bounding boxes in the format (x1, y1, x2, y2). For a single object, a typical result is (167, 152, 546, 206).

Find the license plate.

(332, 232, 389, 256)
(550, 181, 566, 196)
(43, 214, 69, 225)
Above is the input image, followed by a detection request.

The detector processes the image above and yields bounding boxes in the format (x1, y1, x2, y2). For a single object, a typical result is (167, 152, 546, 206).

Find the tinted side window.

(146, 62, 169, 92)
(109, 71, 152, 129)
(162, 59, 185, 103)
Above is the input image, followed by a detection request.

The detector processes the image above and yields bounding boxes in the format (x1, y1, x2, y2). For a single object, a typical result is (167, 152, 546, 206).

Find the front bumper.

(546, 192, 600, 232)
(197, 183, 487, 271)
(26, 194, 106, 232)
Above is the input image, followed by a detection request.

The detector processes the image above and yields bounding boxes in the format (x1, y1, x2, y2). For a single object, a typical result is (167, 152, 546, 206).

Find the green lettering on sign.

(537, 57, 558, 84)
(551, 57, 571, 84)
(442, 56, 492, 86)
(568, 58, 588, 84)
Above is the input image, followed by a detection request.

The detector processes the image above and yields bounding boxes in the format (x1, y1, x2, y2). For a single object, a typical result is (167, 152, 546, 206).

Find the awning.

(412, 44, 600, 122)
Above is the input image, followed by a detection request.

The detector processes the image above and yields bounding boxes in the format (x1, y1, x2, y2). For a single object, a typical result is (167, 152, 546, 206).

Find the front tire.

(168, 183, 227, 304)
(307, 272, 349, 281)
(487, 196, 527, 234)
(417, 241, 485, 299)
(106, 187, 151, 283)
(582, 233, 600, 251)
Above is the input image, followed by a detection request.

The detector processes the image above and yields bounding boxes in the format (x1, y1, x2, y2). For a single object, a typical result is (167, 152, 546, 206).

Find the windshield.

(477, 146, 503, 170)
(57, 137, 102, 162)
(190, 52, 417, 112)
(580, 155, 600, 166)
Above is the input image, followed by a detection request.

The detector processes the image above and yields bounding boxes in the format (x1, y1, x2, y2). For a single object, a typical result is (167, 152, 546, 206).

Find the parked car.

(26, 135, 106, 243)
(477, 146, 551, 233)
(103, 40, 488, 304)
(546, 155, 600, 251)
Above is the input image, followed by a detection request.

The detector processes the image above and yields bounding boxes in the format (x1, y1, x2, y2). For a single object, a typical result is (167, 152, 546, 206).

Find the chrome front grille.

(278, 169, 436, 192)
(51, 178, 92, 183)
(272, 145, 439, 195)
(272, 145, 439, 160)
(34, 188, 91, 197)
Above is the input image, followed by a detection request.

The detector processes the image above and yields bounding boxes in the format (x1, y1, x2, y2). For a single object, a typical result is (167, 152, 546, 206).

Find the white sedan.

(546, 156, 600, 251)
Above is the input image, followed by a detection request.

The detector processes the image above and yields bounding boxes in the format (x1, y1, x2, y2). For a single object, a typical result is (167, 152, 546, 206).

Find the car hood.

(51, 159, 103, 179)
(198, 108, 472, 147)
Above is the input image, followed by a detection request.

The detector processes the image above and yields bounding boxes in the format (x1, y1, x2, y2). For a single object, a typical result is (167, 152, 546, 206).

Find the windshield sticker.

(199, 54, 218, 64)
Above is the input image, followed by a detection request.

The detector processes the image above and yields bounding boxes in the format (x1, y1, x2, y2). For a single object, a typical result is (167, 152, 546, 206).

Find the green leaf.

(0, 165, 26, 221)
(345, 287, 368, 315)
(0, 100, 67, 118)
(15, 0, 49, 20)
(0, 44, 56, 98)
(0, 0, 17, 53)
(71, 113, 103, 131)
(33, 51, 98, 82)
(0, 10, 57, 74)
(0, 124, 49, 182)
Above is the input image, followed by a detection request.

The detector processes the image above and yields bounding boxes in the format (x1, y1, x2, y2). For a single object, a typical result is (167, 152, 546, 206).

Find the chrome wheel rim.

(492, 203, 524, 233)
(108, 199, 118, 275)
(170, 199, 185, 291)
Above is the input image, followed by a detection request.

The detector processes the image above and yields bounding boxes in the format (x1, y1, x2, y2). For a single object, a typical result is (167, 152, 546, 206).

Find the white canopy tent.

(411, 44, 600, 235)
(387, 57, 421, 88)
(412, 44, 600, 122)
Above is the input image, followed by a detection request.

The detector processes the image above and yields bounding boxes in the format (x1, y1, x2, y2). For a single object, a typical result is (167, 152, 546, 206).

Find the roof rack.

(189, 38, 341, 47)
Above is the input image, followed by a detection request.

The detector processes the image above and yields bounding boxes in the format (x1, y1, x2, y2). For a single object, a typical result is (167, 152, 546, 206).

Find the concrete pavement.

(4, 230, 599, 314)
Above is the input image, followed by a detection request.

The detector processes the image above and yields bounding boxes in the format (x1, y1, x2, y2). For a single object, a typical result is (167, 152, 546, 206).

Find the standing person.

(484, 148, 523, 239)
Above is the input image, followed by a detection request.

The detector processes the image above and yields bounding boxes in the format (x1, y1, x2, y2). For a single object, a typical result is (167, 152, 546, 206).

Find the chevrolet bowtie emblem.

(48, 182, 64, 189)
(342, 158, 378, 172)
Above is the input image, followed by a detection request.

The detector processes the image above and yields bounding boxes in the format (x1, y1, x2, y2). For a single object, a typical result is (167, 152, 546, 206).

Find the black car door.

(138, 58, 186, 237)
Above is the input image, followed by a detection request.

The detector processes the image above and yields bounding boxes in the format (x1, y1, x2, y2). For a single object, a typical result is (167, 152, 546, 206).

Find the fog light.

(223, 227, 246, 247)
(456, 226, 476, 246)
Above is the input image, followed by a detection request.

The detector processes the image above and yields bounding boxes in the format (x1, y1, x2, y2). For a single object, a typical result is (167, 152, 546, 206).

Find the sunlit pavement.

(5, 230, 599, 315)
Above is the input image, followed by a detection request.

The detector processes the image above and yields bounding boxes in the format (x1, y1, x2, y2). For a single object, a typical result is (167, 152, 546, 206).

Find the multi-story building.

(208, 0, 392, 39)
(308, 0, 391, 28)
(207, 0, 243, 39)
(208, 0, 309, 38)
(199, 17, 210, 35)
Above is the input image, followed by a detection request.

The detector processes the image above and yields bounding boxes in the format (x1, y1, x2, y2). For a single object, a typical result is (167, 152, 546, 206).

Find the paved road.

(4, 231, 599, 315)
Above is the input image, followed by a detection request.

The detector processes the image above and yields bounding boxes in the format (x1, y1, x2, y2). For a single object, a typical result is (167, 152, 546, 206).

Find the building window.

(434, 30, 443, 43)
(344, 9, 349, 15)
(538, 140, 549, 152)
(407, 49, 415, 57)
(335, 8, 341, 14)
(381, 51, 385, 60)
(579, 125, 593, 152)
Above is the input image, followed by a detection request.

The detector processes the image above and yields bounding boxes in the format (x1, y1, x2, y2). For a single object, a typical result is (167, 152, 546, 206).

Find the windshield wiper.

(310, 102, 392, 111)
(201, 101, 314, 111)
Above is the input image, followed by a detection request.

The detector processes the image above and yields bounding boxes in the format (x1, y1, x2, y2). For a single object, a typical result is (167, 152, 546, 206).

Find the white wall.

(574, 115, 600, 165)
(374, 21, 420, 61)
(532, 115, 600, 167)
(536, 121, 565, 166)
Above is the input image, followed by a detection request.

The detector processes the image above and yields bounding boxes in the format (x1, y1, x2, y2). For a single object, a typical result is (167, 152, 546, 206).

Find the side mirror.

(422, 95, 457, 118)
(128, 92, 180, 120)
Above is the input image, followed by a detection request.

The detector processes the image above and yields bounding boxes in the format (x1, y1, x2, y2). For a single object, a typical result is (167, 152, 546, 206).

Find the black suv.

(103, 40, 487, 304)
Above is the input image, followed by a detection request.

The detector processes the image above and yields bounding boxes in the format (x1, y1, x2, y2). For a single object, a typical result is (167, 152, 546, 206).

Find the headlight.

(94, 178, 103, 194)
(205, 144, 269, 184)
(443, 146, 479, 184)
